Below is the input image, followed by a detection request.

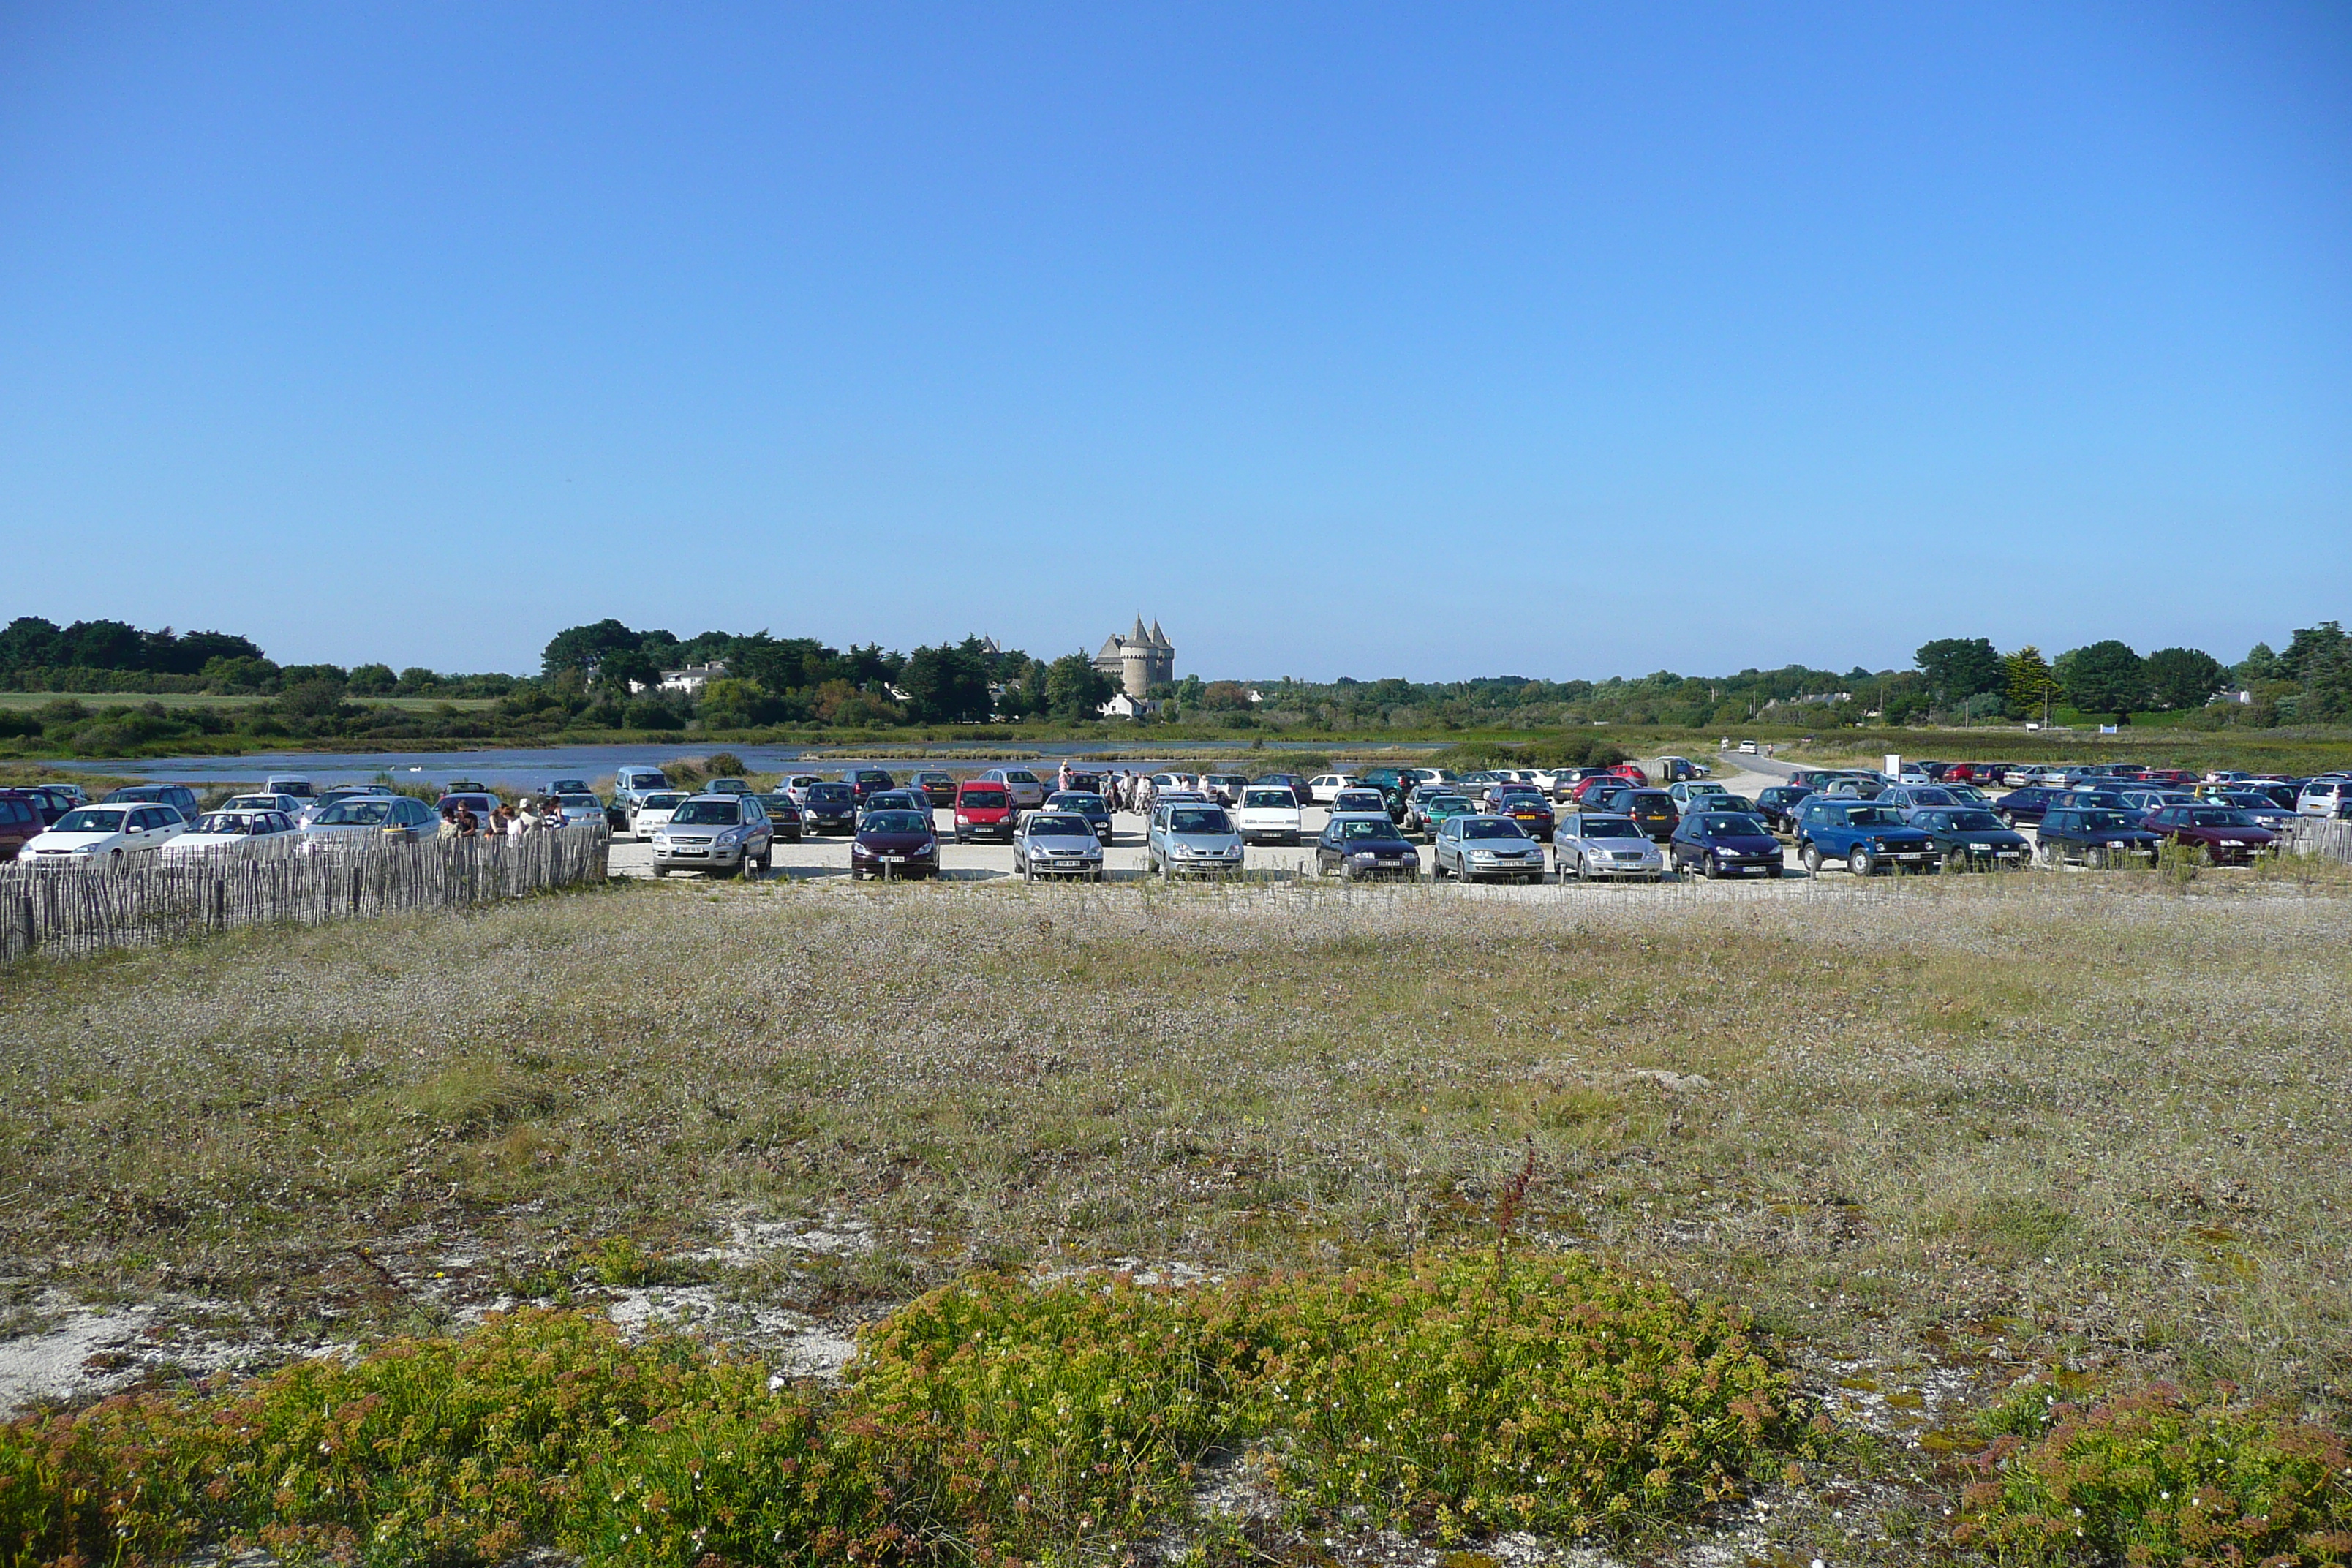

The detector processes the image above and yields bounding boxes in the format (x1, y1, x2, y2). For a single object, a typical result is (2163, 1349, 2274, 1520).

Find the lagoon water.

(88, 739, 1428, 791)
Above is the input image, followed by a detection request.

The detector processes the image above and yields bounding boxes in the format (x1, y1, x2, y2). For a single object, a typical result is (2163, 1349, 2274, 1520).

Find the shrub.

(1955, 1380, 2352, 1565)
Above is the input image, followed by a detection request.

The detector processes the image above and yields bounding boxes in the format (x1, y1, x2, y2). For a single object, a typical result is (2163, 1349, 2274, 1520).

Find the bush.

(1955, 1379, 2352, 1565)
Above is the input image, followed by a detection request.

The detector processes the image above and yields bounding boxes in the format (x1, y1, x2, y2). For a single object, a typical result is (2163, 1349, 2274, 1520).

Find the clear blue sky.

(3, 4, 2346, 681)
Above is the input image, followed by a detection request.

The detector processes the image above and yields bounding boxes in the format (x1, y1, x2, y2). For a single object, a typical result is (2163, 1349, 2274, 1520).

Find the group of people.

(436, 796, 565, 843)
(1054, 761, 1150, 814)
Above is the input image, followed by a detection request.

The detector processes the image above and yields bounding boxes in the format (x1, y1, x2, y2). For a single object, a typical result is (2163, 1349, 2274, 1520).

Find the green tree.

(346, 663, 398, 696)
(541, 619, 643, 679)
(2278, 620, 2347, 682)
(2003, 646, 2057, 723)
(900, 639, 995, 723)
(2061, 640, 2149, 718)
(2234, 642, 2283, 685)
(1042, 652, 1113, 722)
(1914, 637, 2003, 706)
(2143, 647, 2226, 711)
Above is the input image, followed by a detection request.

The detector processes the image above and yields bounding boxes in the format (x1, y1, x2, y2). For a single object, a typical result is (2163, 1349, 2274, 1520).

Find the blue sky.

(2, 4, 2346, 680)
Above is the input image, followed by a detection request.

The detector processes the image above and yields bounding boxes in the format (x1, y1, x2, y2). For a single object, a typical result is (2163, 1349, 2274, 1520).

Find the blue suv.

(1793, 799, 1940, 876)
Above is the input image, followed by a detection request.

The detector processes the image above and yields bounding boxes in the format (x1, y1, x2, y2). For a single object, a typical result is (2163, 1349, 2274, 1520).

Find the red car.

(952, 781, 1017, 843)
(2140, 803, 2275, 864)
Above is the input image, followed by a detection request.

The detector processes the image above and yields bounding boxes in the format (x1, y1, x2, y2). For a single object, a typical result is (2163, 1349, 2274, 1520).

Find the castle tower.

(1092, 616, 1176, 701)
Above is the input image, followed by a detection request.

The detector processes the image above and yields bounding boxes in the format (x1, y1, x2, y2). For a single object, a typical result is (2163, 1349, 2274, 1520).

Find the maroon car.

(2141, 803, 2276, 864)
(0, 790, 45, 859)
(850, 807, 939, 880)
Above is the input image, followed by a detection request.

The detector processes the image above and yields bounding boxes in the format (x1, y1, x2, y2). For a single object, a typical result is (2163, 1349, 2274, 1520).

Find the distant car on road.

(1552, 812, 1664, 882)
(1013, 812, 1106, 881)
(1146, 802, 1245, 878)
(1907, 807, 2031, 870)
(1669, 811, 1784, 879)
(1313, 813, 1419, 879)
(651, 794, 773, 878)
(1792, 800, 1939, 877)
(1235, 786, 1304, 845)
(1430, 815, 1546, 883)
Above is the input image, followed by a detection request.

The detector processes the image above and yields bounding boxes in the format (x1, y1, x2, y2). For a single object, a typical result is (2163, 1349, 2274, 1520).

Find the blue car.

(1793, 799, 1941, 876)
(1908, 807, 2032, 870)
(1994, 785, 2066, 827)
(1669, 810, 1784, 879)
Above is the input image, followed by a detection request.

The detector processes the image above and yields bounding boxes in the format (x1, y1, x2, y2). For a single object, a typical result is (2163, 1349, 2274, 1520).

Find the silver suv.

(1146, 800, 1244, 878)
(651, 793, 773, 878)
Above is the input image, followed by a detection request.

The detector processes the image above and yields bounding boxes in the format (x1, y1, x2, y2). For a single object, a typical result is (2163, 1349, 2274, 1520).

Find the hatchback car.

(1994, 786, 2066, 828)
(1306, 774, 1358, 804)
(302, 794, 439, 846)
(2036, 807, 2161, 868)
(20, 803, 188, 864)
(2297, 779, 2352, 820)
(750, 793, 806, 842)
(1908, 807, 2031, 870)
(952, 782, 1017, 843)
(1202, 773, 1250, 807)
(1615, 789, 1681, 842)
(1235, 786, 1304, 845)
(1409, 791, 1479, 839)
(0, 791, 51, 859)
(1489, 791, 1555, 843)
(1552, 812, 1665, 881)
(651, 794, 773, 877)
(1753, 784, 1814, 833)
(435, 791, 502, 828)
(628, 790, 691, 839)
(1146, 802, 1245, 877)
(103, 783, 201, 819)
(861, 788, 932, 823)
(1013, 812, 1106, 881)
(159, 809, 300, 860)
(1329, 788, 1390, 818)
(1669, 811, 1784, 879)
(914, 771, 958, 807)
(800, 783, 858, 835)
(2141, 804, 2276, 864)
(977, 768, 1047, 810)
(1793, 800, 1940, 876)
(1431, 815, 1546, 883)
(1313, 813, 1419, 879)
(849, 807, 938, 880)
(1044, 791, 1113, 843)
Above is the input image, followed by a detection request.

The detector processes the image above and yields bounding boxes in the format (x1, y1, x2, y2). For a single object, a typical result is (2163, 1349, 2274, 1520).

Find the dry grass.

(1, 872, 2348, 1558)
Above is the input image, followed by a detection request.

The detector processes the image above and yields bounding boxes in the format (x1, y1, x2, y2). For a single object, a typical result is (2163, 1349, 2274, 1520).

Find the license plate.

(881, 855, 905, 864)
(674, 850, 707, 858)
(1055, 859, 1082, 869)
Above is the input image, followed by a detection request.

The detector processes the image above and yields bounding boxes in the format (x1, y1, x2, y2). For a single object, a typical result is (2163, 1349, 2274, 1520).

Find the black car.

(1668, 810, 1784, 879)
(845, 768, 896, 804)
(913, 771, 958, 808)
(1253, 772, 1313, 802)
(103, 783, 200, 818)
(1614, 788, 1681, 842)
(1994, 785, 2066, 827)
(1314, 813, 1420, 879)
(1045, 790, 1114, 843)
(850, 807, 940, 881)
(750, 793, 805, 843)
(1353, 769, 1411, 822)
(1754, 784, 1814, 832)
(1909, 807, 2031, 870)
(2035, 807, 2161, 868)
(801, 782, 857, 834)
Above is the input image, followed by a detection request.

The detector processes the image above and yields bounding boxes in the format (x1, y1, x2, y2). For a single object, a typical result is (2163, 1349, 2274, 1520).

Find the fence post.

(16, 893, 31, 957)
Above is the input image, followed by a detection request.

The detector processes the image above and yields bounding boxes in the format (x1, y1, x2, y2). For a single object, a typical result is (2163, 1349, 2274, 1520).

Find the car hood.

(163, 833, 260, 848)
(1335, 837, 1414, 853)
(1945, 829, 2029, 845)
(855, 831, 935, 851)
(27, 832, 118, 848)
(1693, 833, 1779, 852)
(1025, 834, 1100, 851)
(1167, 832, 1241, 848)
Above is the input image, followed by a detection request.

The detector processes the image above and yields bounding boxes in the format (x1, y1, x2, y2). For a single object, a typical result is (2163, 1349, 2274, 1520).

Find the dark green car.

(1907, 807, 2028, 870)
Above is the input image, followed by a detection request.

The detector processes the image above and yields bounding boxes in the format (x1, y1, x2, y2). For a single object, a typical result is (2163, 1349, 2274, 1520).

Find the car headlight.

(1469, 849, 1497, 861)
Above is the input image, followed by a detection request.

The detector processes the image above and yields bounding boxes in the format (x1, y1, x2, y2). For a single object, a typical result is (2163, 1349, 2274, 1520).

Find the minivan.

(954, 781, 1017, 843)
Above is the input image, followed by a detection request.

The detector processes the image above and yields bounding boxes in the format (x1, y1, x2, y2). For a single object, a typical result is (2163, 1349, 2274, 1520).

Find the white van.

(611, 766, 674, 813)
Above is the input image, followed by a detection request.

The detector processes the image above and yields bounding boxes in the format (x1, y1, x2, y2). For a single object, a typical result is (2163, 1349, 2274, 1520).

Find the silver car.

(650, 793, 773, 878)
(1431, 815, 1546, 883)
(1553, 812, 1665, 881)
(1145, 801, 1244, 878)
(301, 794, 439, 846)
(1013, 811, 1107, 881)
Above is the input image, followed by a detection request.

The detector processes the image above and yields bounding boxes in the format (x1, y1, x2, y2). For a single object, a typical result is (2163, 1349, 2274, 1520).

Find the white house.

(657, 661, 727, 696)
(1098, 691, 1159, 719)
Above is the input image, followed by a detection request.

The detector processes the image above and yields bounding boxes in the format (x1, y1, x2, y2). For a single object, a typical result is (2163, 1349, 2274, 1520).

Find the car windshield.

(754, 794, 794, 811)
(53, 809, 127, 834)
(1027, 815, 1091, 837)
(671, 801, 742, 826)
(1579, 817, 1643, 838)
(640, 793, 687, 809)
(1463, 820, 1527, 840)
(1050, 794, 1105, 812)
(1422, 794, 1469, 810)
(961, 789, 1009, 809)
(2079, 811, 2135, 830)
(1335, 818, 1394, 840)
(1169, 808, 1231, 834)
(315, 800, 393, 826)
(1948, 810, 2006, 831)
(1244, 790, 1294, 807)
(1629, 794, 1670, 810)
(1910, 788, 1956, 804)
(862, 811, 929, 834)
(807, 785, 851, 802)
(1702, 815, 1762, 834)
(1844, 807, 1903, 826)
(222, 796, 278, 810)
(2222, 794, 2276, 810)
(2190, 809, 2256, 827)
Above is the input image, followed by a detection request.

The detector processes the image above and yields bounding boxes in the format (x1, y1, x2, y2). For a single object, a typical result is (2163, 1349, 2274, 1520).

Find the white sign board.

(1885, 753, 1903, 779)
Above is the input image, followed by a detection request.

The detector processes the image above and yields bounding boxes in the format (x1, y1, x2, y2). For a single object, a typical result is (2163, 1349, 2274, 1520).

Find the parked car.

(1235, 786, 1305, 845)
(1665, 781, 1733, 812)
(1330, 787, 1390, 818)
(1610, 788, 1679, 842)
(750, 793, 805, 842)
(546, 777, 594, 796)
(1489, 791, 1555, 843)
(262, 775, 319, 801)
(102, 783, 201, 819)
(1252, 773, 1313, 803)
(0, 791, 49, 859)
(436, 791, 502, 827)
(159, 809, 300, 860)
(1353, 769, 1411, 821)
(1792, 800, 1940, 876)
(2141, 804, 2276, 864)
(914, 772, 958, 808)
(2036, 806, 2162, 867)
(1306, 774, 1358, 804)
(298, 785, 393, 826)
(1431, 815, 1546, 883)
(1202, 772, 1250, 807)
(704, 777, 753, 796)
(843, 807, 935, 880)
(20, 785, 80, 825)
(782, 774, 826, 807)
(1313, 813, 1420, 879)
(1146, 801, 1245, 878)
(19, 802, 188, 864)
(800, 783, 857, 835)
(1875, 785, 1961, 816)
(549, 793, 607, 828)
(301, 794, 439, 846)
(861, 788, 932, 823)
(220, 792, 309, 820)
(952, 782, 1017, 843)
(1552, 812, 1665, 881)
(2213, 791, 2300, 833)
(651, 794, 773, 877)
(628, 790, 691, 839)
(1044, 791, 1114, 843)
(1013, 812, 1106, 881)
(979, 767, 1047, 810)
(1667, 811, 1784, 878)
(1408, 791, 1478, 839)
(1908, 807, 2032, 870)
(1569, 774, 1628, 806)
(2297, 779, 2352, 819)
(611, 766, 676, 828)
(1994, 786, 2067, 828)
(1753, 784, 1814, 833)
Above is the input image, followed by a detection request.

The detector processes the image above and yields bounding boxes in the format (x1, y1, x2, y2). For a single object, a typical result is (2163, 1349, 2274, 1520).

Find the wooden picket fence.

(1, 825, 609, 962)
(2280, 815, 2352, 865)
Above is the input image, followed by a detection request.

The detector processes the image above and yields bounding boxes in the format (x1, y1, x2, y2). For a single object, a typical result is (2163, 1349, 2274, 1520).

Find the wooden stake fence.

(2280, 816, 2352, 865)
(1, 825, 608, 962)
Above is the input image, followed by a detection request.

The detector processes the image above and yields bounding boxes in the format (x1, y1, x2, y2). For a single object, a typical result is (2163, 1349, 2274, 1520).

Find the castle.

(1093, 616, 1175, 698)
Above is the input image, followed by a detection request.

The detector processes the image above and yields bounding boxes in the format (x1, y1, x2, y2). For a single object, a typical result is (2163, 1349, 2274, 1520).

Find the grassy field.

(0, 690, 499, 712)
(3, 872, 2348, 1562)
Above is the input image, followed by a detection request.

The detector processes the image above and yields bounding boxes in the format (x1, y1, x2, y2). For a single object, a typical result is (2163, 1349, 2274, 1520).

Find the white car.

(19, 803, 187, 865)
(220, 792, 309, 818)
(2298, 779, 2352, 819)
(1553, 811, 1665, 882)
(263, 775, 318, 802)
(159, 809, 301, 860)
(977, 767, 1047, 810)
(298, 785, 396, 826)
(627, 790, 691, 839)
(1666, 781, 1734, 811)
(1307, 774, 1357, 804)
(1235, 785, 1304, 846)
